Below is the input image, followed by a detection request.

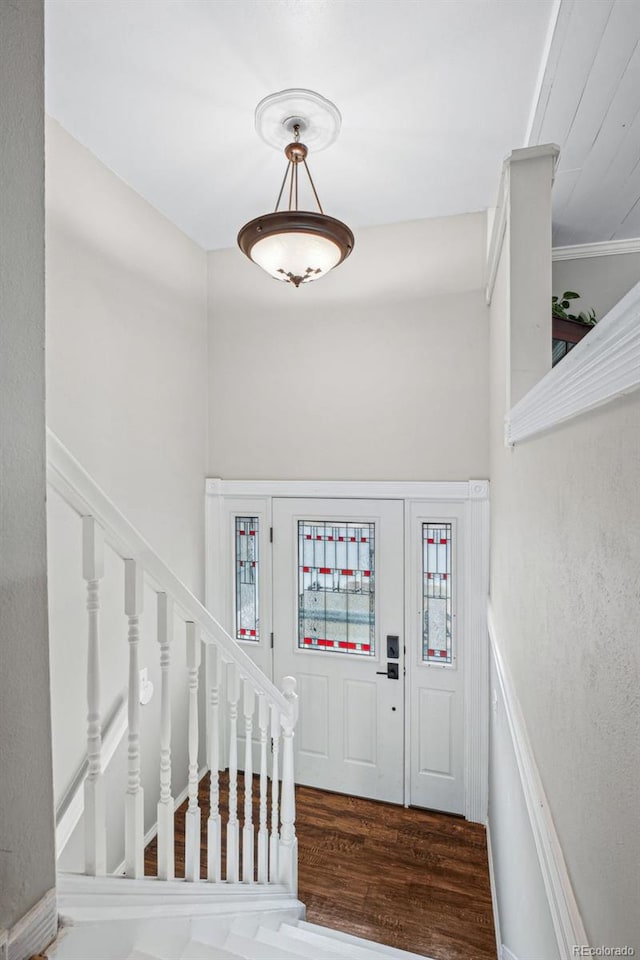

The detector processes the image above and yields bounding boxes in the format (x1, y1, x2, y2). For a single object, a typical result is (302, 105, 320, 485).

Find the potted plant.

(552, 290, 597, 326)
(552, 291, 598, 365)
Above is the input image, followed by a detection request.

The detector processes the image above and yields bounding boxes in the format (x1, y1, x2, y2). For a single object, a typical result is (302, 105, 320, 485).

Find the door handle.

(376, 663, 399, 680)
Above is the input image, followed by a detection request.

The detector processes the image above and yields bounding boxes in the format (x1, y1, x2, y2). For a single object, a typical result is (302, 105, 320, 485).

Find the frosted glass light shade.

(238, 211, 354, 287)
(252, 231, 341, 284)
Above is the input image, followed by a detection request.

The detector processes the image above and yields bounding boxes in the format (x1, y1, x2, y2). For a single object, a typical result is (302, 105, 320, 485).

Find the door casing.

(205, 478, 489, 823)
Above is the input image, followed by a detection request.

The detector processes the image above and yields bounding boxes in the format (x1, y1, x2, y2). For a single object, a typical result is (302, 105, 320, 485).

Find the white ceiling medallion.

(254, 88, 342, 154)
(238, 88, 353, 288)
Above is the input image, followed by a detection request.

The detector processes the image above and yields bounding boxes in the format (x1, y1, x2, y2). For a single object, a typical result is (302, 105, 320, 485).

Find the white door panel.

(272, 498, 404, 804)
(408, 501, 465, 814)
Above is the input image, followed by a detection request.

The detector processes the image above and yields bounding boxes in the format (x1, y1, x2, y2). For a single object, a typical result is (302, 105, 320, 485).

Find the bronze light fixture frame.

(237, 126, 354, 287)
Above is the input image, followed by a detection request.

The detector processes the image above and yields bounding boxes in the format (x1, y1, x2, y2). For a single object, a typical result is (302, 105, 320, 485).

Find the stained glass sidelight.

(235, 517, 259, 641)
(298, 521, 375, 656)
(422, 522, 453, 664)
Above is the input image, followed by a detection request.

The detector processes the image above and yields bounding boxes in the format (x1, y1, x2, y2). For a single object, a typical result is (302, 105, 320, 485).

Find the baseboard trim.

(113, 765, 209, 876)
(501, 946, 519, 960)
(488, 603, 588, 956)
(486, 822, 502, 960)
(7, 888, 57, 960)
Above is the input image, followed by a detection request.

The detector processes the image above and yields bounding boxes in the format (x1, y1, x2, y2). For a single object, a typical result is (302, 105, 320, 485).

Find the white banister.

(47, 430, 299, 893)
(124, 559, 144, 879)
(242, 680, 255, 883)
(156, 592, 174, 881)
(257, 693, 269, 884)
(82, 517, 106, 876)
(279, 676, 298, 894)
(46, 429, 291, 716)
(226, 662, 240, 882)
(206, 644, 222, 882)
(269, 704, 280, 884)
(185, 622, 201, 882)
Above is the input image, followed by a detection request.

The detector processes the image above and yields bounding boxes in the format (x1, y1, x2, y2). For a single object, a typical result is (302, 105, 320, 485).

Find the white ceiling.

(45, 0, 640, 252)
(530, 0, 640, 246)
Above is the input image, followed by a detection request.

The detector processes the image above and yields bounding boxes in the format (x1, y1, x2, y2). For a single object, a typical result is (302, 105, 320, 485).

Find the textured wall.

(207, 214, 489, 481)
(489, 158, 640, 950)
(0, 0, 56, 933)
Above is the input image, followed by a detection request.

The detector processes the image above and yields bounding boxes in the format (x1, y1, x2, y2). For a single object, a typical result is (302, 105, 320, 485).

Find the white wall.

(45, 119, 208, 865)
(489, 648, 558, 960)
(489, 153, 640, 953)
(553, 251, 640, 323)
(46, 118, 208, 593)
(207, 213, 489, 481)
(0, 0, 57, 942)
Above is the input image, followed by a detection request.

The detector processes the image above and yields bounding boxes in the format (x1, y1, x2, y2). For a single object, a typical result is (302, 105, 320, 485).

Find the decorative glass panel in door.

(273, 499, 404, 804)
(298, 521, 375, 655)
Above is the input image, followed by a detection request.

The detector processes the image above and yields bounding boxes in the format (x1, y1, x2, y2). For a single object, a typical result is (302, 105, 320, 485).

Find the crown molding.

(552, 237, 640, 261)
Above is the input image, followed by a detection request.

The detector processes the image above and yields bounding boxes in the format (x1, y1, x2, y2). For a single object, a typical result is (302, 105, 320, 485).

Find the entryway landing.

(144, 773, 497, 960)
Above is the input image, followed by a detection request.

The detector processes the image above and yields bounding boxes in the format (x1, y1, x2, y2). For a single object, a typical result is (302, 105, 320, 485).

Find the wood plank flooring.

(145, 773, 496, 960)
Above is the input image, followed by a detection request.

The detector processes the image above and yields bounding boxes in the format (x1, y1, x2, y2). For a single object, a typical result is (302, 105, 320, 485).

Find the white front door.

(272, 498, 405, 804)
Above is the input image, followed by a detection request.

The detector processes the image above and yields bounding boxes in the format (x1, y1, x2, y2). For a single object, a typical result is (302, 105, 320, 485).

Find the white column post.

(185, 622, 201, 881)
(257, 693, 269, 883)
(206, 643, 222, 882)
(124, 558, 144, 879)
(269, 704, 280, 884)
(242, 680, 255, 883)
(226, 661, 240, 882)
(82, 517, 106, 876)
(278, 677, 298, 894)
(156, 592, 174, 880)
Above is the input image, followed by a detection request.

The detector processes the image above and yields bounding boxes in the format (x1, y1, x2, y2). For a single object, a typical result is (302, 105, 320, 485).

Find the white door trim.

(206, 479, 490, 823)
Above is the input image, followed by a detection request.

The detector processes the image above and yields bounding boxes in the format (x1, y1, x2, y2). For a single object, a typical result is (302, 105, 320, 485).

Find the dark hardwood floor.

(145, 772, 496, 960)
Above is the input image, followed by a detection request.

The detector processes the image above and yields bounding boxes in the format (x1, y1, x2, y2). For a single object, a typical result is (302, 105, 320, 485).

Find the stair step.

(223, 931, 302, 960)
(127, 953, 161, 960)
(279, 924, 390, 960)
(254, 925, 345, 958)
(180, 941, 242, 960)
(294, 921, 430, 960)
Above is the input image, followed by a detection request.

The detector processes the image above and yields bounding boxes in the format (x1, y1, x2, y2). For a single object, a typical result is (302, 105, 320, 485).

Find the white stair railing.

(47, 429, 298, 893)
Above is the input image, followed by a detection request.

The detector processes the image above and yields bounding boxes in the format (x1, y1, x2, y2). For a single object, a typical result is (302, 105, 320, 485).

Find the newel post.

(278, 676, 298, 894)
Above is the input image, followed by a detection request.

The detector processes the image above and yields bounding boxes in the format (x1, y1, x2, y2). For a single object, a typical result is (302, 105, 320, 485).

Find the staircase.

(47, 892, 428, 959)
(45, 432, 433, 959)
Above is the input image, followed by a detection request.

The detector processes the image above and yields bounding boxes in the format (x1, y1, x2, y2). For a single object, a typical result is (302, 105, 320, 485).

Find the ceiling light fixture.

(237, 89, 354, 288)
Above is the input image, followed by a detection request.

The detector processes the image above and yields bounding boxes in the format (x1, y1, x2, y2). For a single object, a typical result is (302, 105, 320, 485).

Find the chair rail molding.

(488, 603, 588, 955)
(507, 278, 640, 444)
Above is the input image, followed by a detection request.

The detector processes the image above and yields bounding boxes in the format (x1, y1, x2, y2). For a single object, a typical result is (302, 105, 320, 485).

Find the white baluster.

(206, 643, 222, 882)
(242, 680, 255, 883)
(124, 559, 144, 879)
(156, 593, 174, 880)
(279, 676, 298, 894)
(257, 694, 269, 884)
(83, 517, 106, 876)
(185, 622, 201, 881)
(226, 662, 239, 882)
(269, 704, 280, 884)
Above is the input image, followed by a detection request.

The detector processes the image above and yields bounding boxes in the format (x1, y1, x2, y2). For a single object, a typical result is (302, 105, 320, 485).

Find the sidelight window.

(235, 516, 259, 640)
(422, 522, 453, 664)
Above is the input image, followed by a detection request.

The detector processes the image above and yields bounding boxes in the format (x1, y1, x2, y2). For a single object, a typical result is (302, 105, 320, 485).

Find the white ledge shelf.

(507, 279, 640, 444)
